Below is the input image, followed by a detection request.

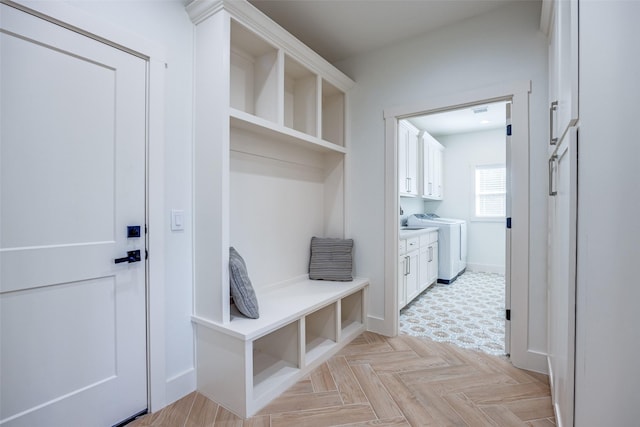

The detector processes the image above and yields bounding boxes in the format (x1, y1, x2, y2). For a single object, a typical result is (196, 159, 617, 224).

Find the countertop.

(399, 226, 439, 239)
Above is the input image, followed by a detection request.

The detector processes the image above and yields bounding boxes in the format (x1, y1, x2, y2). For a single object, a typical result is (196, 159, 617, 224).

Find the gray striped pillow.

(229, 247, 260, 319)
(309, 237, 353, 281)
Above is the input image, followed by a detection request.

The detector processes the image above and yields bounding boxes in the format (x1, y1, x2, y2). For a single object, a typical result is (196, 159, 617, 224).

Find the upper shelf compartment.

(200, 1, 353, 153)
(284, 54, 318, 137)
(322, 79, 345, 147)
(230, 19, 279, 123)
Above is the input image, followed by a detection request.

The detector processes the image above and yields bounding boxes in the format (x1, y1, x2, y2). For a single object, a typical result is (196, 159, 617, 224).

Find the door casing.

(381, 80, 547, 373)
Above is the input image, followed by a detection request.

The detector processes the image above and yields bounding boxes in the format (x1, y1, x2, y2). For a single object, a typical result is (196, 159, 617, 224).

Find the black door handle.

(114, 250, 142, 264)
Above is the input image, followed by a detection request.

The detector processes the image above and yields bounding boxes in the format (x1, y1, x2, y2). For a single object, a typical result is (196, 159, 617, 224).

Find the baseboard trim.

(367, 315, 393, 337)
(466, 264, 505, 275)
(165, 367, 196, 407)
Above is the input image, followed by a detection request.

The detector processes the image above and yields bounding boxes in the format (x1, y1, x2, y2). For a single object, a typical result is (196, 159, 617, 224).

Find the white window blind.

(475, 165, 506, 217)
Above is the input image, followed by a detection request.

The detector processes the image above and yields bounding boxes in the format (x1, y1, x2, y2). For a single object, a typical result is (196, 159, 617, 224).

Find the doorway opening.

(397, 101, 508, 356)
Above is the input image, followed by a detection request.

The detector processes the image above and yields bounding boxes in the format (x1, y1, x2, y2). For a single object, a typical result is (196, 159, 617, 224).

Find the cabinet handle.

(429, 246, 433, 262)
(548, 154, 558, 196)
(550, 101, 558, 145)
(407, 256, 411, 275)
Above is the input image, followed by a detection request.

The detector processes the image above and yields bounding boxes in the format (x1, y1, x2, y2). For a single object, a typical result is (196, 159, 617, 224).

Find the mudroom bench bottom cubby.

(191, 277, 369, 418)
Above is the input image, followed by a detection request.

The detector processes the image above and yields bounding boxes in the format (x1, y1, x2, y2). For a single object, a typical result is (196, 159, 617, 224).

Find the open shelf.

(284, 54, 318, 137)
(341, 290, 364, 337)
(321, 79, 345, 147)
(230, 108, 347, 155)
(305, 303, 337, 364)
(230, 19, 279, 123)
(253, 321, 300, 397)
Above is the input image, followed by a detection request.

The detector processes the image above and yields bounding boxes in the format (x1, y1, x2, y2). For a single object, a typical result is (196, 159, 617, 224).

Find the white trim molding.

(382, 81, 546, 373)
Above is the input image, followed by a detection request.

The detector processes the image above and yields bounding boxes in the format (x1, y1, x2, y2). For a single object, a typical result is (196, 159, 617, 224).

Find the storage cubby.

(230, 19, 279, 122)
(321, 79, 345, 146)
(284, 54, 318, 136)
(341, 289, 364, 337)
(305, 303, 337, 364)
(253, 321, 300, 397)
(188, 0, 363, 418)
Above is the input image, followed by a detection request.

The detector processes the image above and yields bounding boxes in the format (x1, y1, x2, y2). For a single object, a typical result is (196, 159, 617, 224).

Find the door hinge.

(506, 124, 512, 136)
(506, 309, 511, 321)
(506, 217, 512, 229)
(145, 249, 148, 260)
(145, 224, 148, 234)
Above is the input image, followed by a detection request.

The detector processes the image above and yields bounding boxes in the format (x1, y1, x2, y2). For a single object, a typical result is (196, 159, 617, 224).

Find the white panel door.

(0, 4, 147, 426)
(547, 128, 577, 427)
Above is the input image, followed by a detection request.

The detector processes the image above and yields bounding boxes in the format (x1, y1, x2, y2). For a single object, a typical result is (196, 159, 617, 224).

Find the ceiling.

(248, 0, 522, 64)
(408, 101, 507, 137)
(247, 0, 522, 136)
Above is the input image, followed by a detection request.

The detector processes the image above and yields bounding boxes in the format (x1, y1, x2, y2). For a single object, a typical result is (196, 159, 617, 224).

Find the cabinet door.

(422, 135, 444, 200)
(550, 0, 578, 146)
(426, 141, 434, 197)
(406, 130, 418, 194)
(429, 242, 439, 285)
(399, 121, 418, 195)
(398, 123, 409, 194)
(419, 246, 430, 291)
(434, 145, 443, 199)
(547, 128, 577, 427)
(398, 255, 407, 309)
(405, 250, 420, 303)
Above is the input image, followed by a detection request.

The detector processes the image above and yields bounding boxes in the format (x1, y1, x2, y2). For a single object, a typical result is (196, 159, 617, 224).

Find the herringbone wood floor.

(130, 332, 555, 426)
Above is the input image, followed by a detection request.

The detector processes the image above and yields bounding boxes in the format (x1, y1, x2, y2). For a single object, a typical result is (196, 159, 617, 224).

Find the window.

(475, 165, 506, 218)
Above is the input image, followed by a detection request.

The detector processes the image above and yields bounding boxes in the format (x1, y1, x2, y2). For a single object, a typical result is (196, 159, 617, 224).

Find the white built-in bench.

(191, 277, 369, 418)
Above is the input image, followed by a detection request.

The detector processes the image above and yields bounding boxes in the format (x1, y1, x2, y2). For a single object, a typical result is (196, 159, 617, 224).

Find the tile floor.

(129, 332, 555, 426)
(400, 271, 506, 355)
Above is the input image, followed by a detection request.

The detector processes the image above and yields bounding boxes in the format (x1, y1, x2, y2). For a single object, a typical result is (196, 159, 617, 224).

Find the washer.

(406, 214, 467, 283)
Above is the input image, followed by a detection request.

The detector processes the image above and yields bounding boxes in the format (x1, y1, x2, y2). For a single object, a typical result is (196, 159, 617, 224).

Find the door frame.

(383, 80, 543, 371)
(3, 0, 168, 412)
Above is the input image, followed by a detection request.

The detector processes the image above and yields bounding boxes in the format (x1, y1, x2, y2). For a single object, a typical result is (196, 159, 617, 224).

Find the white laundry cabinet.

(398, 228, 439, 309)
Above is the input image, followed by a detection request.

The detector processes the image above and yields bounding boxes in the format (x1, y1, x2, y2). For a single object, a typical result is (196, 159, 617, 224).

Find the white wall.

(399, 196, 425, 225)
(575, 2, 640, 425)
(425, 128, 506, 273)
(335, 0, 549, 352)
(68, 0, 196, 404)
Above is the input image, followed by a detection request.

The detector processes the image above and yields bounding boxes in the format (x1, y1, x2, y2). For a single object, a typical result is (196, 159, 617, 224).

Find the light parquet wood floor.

(130, 332, 555, 427)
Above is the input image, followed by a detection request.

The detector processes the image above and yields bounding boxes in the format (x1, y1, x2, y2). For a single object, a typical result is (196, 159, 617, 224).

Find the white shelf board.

(341, 321, 364, 339)
(253, 352, 299, 398)
(230, 108, 347, 155)
(192, 277, 368, 341)
(305, 336, 336, 365)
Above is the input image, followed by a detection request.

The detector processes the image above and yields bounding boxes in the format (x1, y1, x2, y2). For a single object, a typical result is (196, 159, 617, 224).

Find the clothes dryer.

(406, 214, 467, 283)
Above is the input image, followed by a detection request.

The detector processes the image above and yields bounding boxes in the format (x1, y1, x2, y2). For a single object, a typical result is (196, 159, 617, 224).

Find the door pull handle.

(115, 250, 142, 264)
(550, 101, 558, 145)
(549, 155, 558, 196)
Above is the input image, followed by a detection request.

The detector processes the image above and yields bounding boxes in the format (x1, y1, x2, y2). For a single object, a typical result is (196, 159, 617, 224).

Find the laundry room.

(398, 101, 508, 354)
(400, 101, 507, 273)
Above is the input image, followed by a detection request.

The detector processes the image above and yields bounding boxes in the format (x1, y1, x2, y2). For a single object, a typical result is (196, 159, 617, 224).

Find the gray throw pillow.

(309, 237, 353, 281)
(229, 247, 259, 319)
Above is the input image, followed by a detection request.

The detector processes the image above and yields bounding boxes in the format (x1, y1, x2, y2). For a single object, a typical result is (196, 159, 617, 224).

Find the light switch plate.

(171, 209, 185, 231)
